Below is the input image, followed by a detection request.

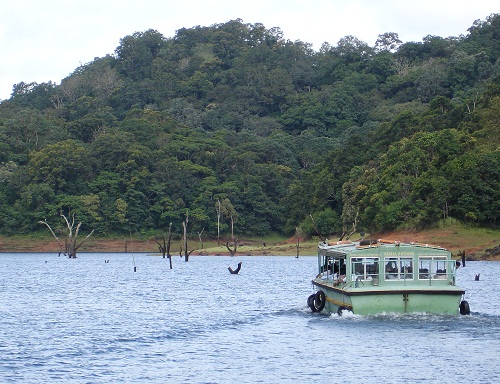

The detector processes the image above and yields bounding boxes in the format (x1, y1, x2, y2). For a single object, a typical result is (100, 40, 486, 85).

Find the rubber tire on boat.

(459, 300, 470, 315)
(307, 294, 317, 312)
(314, 290, 326, 312)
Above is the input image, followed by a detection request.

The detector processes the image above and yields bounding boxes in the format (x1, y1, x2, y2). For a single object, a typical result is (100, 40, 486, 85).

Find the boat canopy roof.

(318, 239, 449, 258)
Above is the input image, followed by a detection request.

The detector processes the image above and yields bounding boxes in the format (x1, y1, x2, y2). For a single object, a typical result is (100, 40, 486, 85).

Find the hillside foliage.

(0, 15, 499, 239)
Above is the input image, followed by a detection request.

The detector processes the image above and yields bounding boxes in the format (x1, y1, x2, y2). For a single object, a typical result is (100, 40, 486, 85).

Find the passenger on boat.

(385, 261, 398, 279)
(434, 269, 447, 279)
(403, 266, 413, 279)
(333, 274, 346, 286)
(339, 263, 346, 275)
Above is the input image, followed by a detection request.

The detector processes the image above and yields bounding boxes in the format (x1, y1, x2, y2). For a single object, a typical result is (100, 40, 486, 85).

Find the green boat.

(308, 239, 470, 316)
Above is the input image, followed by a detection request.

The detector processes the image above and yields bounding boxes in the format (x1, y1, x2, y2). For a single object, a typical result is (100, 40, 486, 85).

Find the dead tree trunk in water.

(458, 250, 466, 267)
(156, 237, 167, 258)
(155, 223, 173, 269)
(39, 212, 94, 258)
(166, 223, 173, 269)
(216, 199, 221, 246)
(181, 211, 195, 261)
(228, 261, 242, 274)
(182, 212, 189, 262)
(295, 227, 302, 258)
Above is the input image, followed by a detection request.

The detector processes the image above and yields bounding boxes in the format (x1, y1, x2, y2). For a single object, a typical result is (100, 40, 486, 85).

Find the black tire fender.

(307, 294, 317, 312)
(459, 300, 470, 315)
(314, 290, 326, 312)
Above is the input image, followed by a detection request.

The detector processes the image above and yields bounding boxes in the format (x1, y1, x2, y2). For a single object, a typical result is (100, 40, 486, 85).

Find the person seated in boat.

(433, 269, 447, 279)
(339, 263, 346, 275)
(419, 268, 429, 279)
(403, 266, 413, 279)
(333, 274, 346, 286)
(385, 260, 398, 279)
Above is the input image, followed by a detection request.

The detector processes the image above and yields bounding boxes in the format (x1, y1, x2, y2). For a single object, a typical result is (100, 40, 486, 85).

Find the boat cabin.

(317, 240, 458, 287)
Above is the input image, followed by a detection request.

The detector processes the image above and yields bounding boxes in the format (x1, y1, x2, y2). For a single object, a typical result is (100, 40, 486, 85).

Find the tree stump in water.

(228, 262, 242, 274)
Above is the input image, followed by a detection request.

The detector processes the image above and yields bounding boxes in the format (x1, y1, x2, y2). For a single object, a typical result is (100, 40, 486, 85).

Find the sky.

(0, 0, 498, 100)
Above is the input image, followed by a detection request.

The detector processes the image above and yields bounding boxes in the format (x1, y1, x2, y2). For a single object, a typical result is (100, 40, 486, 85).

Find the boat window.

(320, 256, 346, 277)
(418, 256, 448, 280)
(384, 257, 413, 280)
(351, 257, 379, 280)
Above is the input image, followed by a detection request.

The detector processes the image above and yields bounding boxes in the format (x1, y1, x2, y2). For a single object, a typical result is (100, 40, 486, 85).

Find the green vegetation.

(0, 16, 499, 242)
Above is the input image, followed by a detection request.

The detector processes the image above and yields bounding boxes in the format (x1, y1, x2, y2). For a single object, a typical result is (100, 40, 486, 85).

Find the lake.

(1, 253, 499, 383)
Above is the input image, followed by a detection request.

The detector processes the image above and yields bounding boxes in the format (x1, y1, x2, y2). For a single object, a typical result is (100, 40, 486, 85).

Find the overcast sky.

(0, 0, 498, 100)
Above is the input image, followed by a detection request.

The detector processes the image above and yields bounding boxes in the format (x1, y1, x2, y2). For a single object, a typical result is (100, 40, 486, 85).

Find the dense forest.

(0, 15, 498, 240)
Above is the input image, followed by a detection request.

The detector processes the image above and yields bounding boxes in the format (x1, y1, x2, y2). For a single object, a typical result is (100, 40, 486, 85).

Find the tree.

(220, 198, 237, 244)
(335, 35, 373, 64)
(375, 32, 402, 53)
(115, 29, 166, 80)
(28, 139, 92, 194)
(39, 212, 94, 258)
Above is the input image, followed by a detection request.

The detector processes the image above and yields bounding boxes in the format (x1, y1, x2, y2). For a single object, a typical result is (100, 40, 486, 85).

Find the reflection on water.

(0, 254, 499, 383)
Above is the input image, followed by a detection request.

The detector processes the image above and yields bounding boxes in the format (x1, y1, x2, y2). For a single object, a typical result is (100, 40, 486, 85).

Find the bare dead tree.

(182, 211, 189, 262)
(458, 250, 466, 268)
(309, 214, 324, 240)
(155, 223, 173, 269)
(39, 212, 94, 258)
(338, 209, 359, 241)
(156, 237, 167, 257)
(166, 223, 173, 269)
(220, 198, 238, 246)
(181, 210, 195, 261)
(295, 227, 303, 258)
(198, 228, 204, 249)
(39, 219, 65, 256)
(225, 238, 238, 256)
(345, 208, 360, 240)
(215, 199, 222, 246)
(465, 92, 479, 114)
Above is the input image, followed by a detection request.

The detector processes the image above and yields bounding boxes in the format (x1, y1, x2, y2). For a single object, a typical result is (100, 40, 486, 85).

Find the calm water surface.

(1, 253, 499, 383)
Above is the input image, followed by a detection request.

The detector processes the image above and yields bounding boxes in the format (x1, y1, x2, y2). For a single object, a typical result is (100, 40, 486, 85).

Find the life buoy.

(314, 290, 326, 312)
(459, 300, 470, 315)
(307, 294, 317, 312)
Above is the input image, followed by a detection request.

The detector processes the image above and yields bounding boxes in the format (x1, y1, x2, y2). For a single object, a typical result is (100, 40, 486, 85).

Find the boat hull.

(312, 279, 464, 316)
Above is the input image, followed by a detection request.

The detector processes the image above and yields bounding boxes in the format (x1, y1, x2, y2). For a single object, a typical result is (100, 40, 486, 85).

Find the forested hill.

(0, 15, 498, 239)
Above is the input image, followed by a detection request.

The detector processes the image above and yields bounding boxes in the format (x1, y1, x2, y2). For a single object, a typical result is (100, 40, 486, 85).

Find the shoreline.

(0, 236, 498, 260)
